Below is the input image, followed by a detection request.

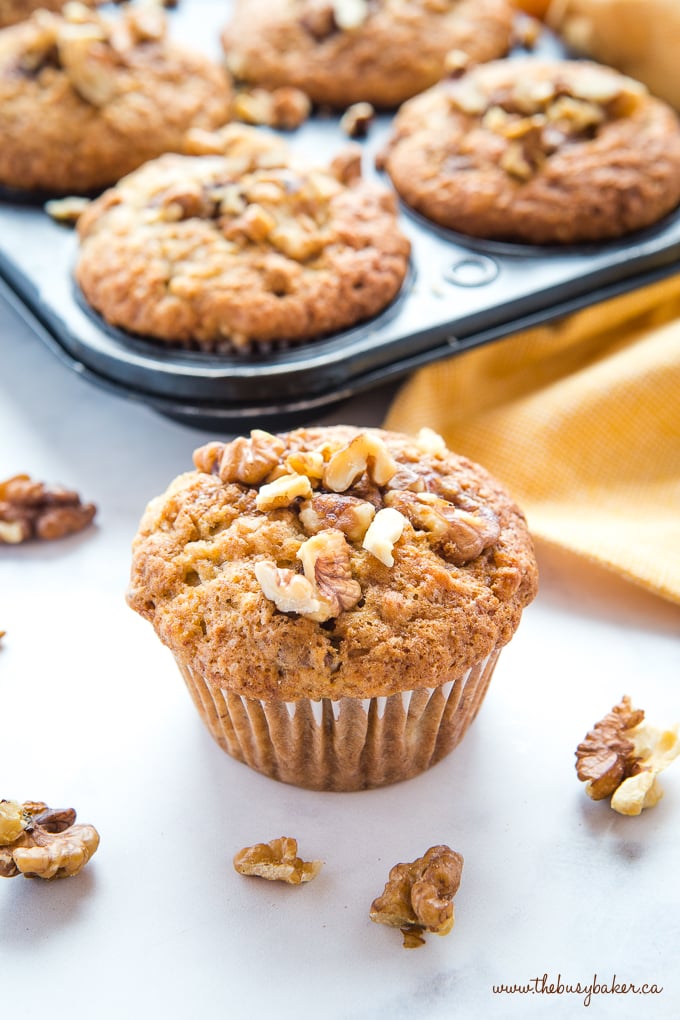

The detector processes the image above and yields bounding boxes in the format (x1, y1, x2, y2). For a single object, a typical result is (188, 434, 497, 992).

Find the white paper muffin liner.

(176, 646, 502, 791)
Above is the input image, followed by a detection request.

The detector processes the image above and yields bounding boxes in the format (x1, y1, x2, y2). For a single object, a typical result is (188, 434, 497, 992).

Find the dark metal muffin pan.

(1, 0, 679, 429)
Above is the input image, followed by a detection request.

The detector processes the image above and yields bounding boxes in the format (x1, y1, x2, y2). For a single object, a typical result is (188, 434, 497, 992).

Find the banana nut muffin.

(221, 0, 516, 109)
(126, 425, 538, 790)
(380, 58, 680, 244)
(75, 125, 411, 352)
(0, 2, 231, 194)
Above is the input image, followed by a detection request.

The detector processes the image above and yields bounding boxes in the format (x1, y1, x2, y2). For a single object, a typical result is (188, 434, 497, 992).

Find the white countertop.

(2, 295, 679, 1020)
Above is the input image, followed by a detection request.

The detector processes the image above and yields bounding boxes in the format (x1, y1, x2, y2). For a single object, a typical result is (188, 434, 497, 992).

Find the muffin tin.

(1, 0, 679, 429)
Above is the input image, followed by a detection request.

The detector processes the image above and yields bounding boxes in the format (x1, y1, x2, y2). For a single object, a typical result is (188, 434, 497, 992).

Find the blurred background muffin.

(0, 2, 231, 193)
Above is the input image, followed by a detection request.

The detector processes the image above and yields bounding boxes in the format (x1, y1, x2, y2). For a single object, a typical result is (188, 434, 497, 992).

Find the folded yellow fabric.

(546, 0, 680, 111)
(384, 273, 680, 606)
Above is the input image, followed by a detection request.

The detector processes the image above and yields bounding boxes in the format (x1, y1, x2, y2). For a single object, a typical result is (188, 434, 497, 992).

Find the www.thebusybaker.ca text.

(492, 973, 663, 1008)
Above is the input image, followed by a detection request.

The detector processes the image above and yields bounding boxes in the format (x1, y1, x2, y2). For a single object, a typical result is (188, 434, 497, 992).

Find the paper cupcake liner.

(177, 646, 501, 791)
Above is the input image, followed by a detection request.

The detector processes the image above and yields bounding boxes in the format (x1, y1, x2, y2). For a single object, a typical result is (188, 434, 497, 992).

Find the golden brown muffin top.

(0, 2, 231, 192)
(75, 127, 410, 350)
(381, 59, 680, 244)
(127, 426, 538, 700)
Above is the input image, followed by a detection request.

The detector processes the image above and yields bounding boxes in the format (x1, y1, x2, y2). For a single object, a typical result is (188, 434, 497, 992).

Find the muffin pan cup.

(1, 0, 680, 430)
(177, 647, 501, 791)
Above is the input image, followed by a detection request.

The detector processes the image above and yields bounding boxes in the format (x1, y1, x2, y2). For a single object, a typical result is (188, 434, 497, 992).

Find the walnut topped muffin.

(75, 125, 411, 352)
(380, 58, 680, 244)
(127, 426, 538, 789)
(0, 2, 231, 193)
(222, 0, 516, 109)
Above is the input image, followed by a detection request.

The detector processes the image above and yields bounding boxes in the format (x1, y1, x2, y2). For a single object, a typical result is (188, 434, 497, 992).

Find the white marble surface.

(1, 296, 680, 1020)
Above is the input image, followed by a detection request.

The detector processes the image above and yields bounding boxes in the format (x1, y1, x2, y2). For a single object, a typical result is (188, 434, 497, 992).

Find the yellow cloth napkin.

(384, 273, 680, 606)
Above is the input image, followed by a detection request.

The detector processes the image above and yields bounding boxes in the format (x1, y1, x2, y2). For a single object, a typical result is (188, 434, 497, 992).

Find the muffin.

(126, 425, 538, 791)
(0, 3, 231, 194)
(221, 0, 516, 109)
(75, 125, 411, 352)
(380, 58, 680, 244)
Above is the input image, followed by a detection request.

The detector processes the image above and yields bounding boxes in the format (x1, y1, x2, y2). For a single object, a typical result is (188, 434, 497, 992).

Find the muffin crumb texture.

(127, 426, 538, 701)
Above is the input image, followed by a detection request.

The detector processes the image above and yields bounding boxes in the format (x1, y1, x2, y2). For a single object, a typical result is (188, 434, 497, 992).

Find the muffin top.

(0, 2, 231, 193)
(75, 125, 410, 351)
(222, 0, 516, 108)
(127, 426, 538, 700)
(381, 58, 680, 244)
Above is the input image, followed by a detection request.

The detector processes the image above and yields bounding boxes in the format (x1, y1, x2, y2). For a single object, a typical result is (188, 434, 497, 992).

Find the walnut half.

(575, 696, 680, 815)
(369, 845, 464, 948)
(0, 800, 100, 879)
(233, 836, 322, 884)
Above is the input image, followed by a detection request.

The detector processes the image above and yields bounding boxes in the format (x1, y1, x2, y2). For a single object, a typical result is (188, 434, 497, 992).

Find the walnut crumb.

(233, 837, 322, 884)
(0, 800, 99, 879)
(370, 845, 464, 948)
(575, 696, 680, 815)
(45, 196, 91, 226)
(340, 102, 375, 139)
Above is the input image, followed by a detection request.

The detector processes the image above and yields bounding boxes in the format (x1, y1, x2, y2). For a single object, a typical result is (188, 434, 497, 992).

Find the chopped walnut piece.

(415, 427, 447, 456)
(443, 48, 471, 78)
(0, 800, 99, 880)
(299, 493, 375, 541)
(284, 450, 326, 482)
(270, 87, 312, 131)
(332, 0, 368, 30)
(255, 530, 361, 621)
(231, 88, 276, 127)
(370, 845, 464, 948)
(45, 196, 91, 226)
(512, 13, 541, 50)
(384, 491, 499, 565)
(255, 473, 313, 511)
(57, 22, 120, 107)
(0, 474, 96, 543)
(362, 507, 407, 567)
(193, 431, 285, 485)
(299, 2, 336, 40)
(233, 837, 322, 884)
(254, 560, 326, 619)
(323, 434, 398, 492)
(124, 2, 166, 44)
(329, 145, 363, 186)
(340, 102, 375, 139)
(575, 696, 680, 815)
(297, 529, 362, 614)
(384, 467, 427, 493)
(500, 140, 534, 181)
